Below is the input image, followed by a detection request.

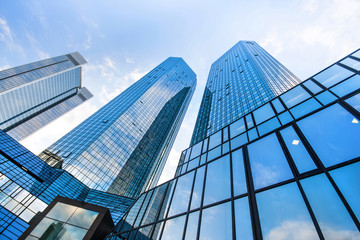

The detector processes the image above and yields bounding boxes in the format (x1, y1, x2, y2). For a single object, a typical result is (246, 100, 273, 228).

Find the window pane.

(184, 211, 199, 240)
(47, 202, 76, 222)
(190, 166, 205, 210)
(200, 202, 232, 240)
(202, 138, 208, 153)
(187, 157, 199, 172)
(246, 114, 254, 128)
(315, 91, 337, 105)
(207, 145, 221, 162)
(232, 148, 247, 196)
(330, 75, 360, 97)
(340, 58, 360, 71)
(280, 126, 316, 173)
(281, 86, 311, 108)
(248, 133, 293, 189)
(253, 103, 275, 124)
(190, 141, 202, 160)
(301, 174, 360, 239)
(303, 80, 323, 94)
(230, 118, 246, 138)
(272, 98, 285, 113)
(121, 194, 146, 231)
(161, 215, 186, 240)
(61, 224, 88, 239)
(345, 93, 360, 112)
(257, 117, 281, 136)
(234, 197, 253, 240)
(297, 104, 360, 167)
(204, 155, 231, 205)
(256, 183, 318, 240)
(278, 111, 293, 125)
(68, 207, 98, 229)
(142, 184, 168, 225)
(230, 133, 248, 150)
(209, 130, 222, 150)
(330, 162, 360, 221)
(223, 127, 229, 142)
(290, 98, 321, 119)
(247, 128, 258, 141)
(168, 171, 194, 216)
(222, 141, 229, 154)
(313, 64, 354, 88)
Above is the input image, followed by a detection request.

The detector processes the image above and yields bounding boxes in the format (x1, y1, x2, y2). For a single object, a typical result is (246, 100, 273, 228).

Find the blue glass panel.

(199, 202, 232, 240)
(230, 133, 248, 150)
(185, 211, 199, 240)
(223, 127, 229, 142)
(168, 171, 194, 216)
(253, 103, 275, 124)
(330, 162, 360, 221)
(68, 207, 99, 229)
(303, 80, 323, 94)
(280, 126, 316, 173)
(190, 141, 202, 160)
(345, 93, 360, 112)
(161, 214, 186, 240)
(246, 114, 254, 128)
(315, 91, 337, 105)
(313, 65, 354, 88)
(340, 58, 360, 71)
(247, 128, 258, 141)
(257, 182, 318, 239)
(257, 117, 281, 136)
(281, 86, 311, 108)
(187, 157, 199, 172)
(232, 148, 247, 196)
(297, 104, 360, 167)
(208, 130, 222, 150)
(290, 98, 321, 119)
(248, 133, 293, 189)
(234, 197, 252, 239)
(352, 50, 360, 59)
(202, 138, 208, 153)
(230, 118, 246, 138)
(200, 153, 207, 165)
(278, 111, 293, 125)
(330, 75, 360, 97)
(222, 141, 229, 154)
(207, 145, 221, 162)
(301, 174, 360, 239)
(204, 154, 231, 205)
(272, 98, 285, 113)
(190, 166, 205, 210)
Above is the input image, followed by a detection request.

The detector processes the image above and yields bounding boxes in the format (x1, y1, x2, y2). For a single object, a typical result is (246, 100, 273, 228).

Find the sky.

(1, 0, 360, 185)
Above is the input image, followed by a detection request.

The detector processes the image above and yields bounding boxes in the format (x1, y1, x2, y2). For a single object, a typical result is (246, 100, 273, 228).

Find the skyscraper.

(39, 57, 197, 199)
(191, 41, 301, 145)
(0, 52, 92, 141)
(108, 45, 360, 240)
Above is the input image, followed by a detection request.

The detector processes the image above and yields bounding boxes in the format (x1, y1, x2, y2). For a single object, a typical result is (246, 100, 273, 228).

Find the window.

(340, 58, 360, 71)
(330, 75, 360, 97)
(230, 118, 246, 138)
(281, 86, 311, 108)
(208, 130, 222, 150)
(248, 133, 293, 189)
(161, 215, 186, 240)
(190, 167, 205, 210)
(184, 211, 199, 239)
(315, 91, 337, 105)
(290, 98, 321, 119)
(232, 149, 247, 196)
(313, 65, 354, 88)
(303, 80, 323, 94)
(345, 93, 360, 112)
(253, 103, 275, 124)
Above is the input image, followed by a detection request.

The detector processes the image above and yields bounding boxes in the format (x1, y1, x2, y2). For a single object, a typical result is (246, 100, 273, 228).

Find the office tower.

(108, 46, 360, 240)
(39, 57, 197, 199)
(191, 41, 301, 145)
(0, 52, 92, 141)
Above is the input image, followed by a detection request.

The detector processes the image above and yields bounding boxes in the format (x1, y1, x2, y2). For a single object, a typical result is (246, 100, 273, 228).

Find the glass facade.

(0, 52, 92, 141)
(107, 48, 360, 239)
(191, 41, 301, 146)
(39, 57, 197, 199)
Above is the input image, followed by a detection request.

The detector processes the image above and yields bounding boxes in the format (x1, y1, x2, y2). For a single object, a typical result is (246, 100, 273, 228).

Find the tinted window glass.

(230, 133, 248, 150)
(340, 58, 360, 71)
(204, 155, 231, 205)
(207, 145, 221, 162)
(248, 133, 293, 189)
(234, 197, 253, 240)
(247, 128, 258, 141)
(315, 91, 337, 105)
(246, 114, 254, 128)
(303, 80, 323, 94)
(209, 130, 222, 150)
(297, 104, 360, 167)
(281, 86, 311, 108)
(257, 117, 280, 136)
(257, 182, 318, 239)
(190, 141, 202, 159)
(230, 118, 246, 138)
(301, 174, 360, 239)
(278, 111, 293, 125)
(253, 103, 275, 124)
(290, 98, 321, 119)
(272, 98, 285, 113)
(330, 75, 360, 97)
(161, 215, 186, 240)
(190, 167, 205, 210)
(313, 65, 354, 88)
(232, 148, 247, 196)
(184, 211, 199, 240)
(345, 93, 360, 112)
(168, 171, 194, 216)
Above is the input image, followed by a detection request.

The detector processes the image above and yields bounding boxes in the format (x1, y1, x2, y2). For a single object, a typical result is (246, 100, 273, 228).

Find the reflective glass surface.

(313, 64, 354, 88)
(231, 133, 248, 150)
(303, 80, 323, 94)
(272, 98, 285, 113)
(330, 75, 360, 97)
(168, 171, 194, 216)
(301, 174, 360, 239)
(281, 85, 311, 108)
(230, 118, 246, 138)
(298, 104, 360, 167)
(278, 111, 293, 125)
(340, 57, 360, 71)
(184, 211, 199, 240)
(209, 130, 222, 150)
(257, 182, 318, 240)
(280, 126, 316, 173)
(253, 103, 275, 124)
(199, 202, 232, 240)
(248, 133, 293, 189)
(345, 93, 360, 112)
(232, 148, 247, 196)
(161, 214, 186, 240)
(204, 155, 231, 205)
(234, 197, 253, 240)
(290, 98, 321, 119)
(315, 91, 337, 105)
(47, 202, 76, 222)
(190, 167, 205, 210)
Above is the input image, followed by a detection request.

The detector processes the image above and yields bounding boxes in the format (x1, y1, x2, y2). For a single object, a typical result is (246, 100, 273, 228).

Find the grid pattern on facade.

(107, 49, 360, 240)
(39, 57, 197, 199)
(191, 41, 301, 146)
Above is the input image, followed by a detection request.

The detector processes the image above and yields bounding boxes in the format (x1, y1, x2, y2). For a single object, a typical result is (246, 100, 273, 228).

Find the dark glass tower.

(0, 52, 92, 141)
(108, 46, 360, 240)
(191, 41, 301, 145)
(39, 57, 197, 199)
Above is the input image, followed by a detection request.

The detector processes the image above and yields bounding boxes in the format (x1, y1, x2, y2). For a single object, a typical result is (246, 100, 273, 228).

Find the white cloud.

(126, 56, 135, 64)
(26, 31, 50, 59)
(0, 17, 24, 54)
(0, 64, 11, 71)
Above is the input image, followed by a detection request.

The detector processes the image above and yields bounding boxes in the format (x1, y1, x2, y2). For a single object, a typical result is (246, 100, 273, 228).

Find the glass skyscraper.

(0, 52, 92, 141)
(191, 41, 301, 145)
(108, 45, 360, 240)
(39, 57, 197, 199)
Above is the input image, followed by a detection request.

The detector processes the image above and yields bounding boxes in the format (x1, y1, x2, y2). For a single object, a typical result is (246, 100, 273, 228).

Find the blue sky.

(1, 0, 360, 184)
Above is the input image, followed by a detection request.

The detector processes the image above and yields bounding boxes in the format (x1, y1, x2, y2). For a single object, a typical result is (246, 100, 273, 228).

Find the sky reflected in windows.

(232, 148, 247, 196)
(184, 211, 199, 240)
(313, 64, 354, 88)
(234, 197, 253, 240)
(168, 171, 194, 216)
(161, 214, 186, 240)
